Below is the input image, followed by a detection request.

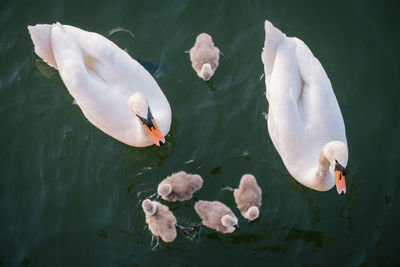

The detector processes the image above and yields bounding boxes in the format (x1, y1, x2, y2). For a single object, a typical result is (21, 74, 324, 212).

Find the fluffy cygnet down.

(157, 171, 203, 202)
(142, 199, 177, 248)
(194, 200, 238, 233)
(233, 174, 262, 221)
(189, 33, 220, 81)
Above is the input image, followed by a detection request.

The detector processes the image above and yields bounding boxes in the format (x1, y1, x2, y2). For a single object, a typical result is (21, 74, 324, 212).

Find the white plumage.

(261, 20, 348, 193)
(28, 23, 171, 147)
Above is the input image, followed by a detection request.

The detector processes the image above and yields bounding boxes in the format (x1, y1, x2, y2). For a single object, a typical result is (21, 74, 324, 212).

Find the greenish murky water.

(1, 0, 399, 266)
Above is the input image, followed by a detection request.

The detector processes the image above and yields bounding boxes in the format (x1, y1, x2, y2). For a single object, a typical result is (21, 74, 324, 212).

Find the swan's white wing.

(293, 37, 346, 148)
(263, 22, 306, 174)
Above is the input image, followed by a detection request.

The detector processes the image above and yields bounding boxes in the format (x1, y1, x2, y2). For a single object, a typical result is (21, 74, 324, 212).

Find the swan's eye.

(136, 107, 156, 130)
(136, 115, 148, 125)
(334, 160, 347, 177)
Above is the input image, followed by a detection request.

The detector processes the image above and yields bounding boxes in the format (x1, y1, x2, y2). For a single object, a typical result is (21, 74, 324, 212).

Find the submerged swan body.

(28, 23, 171, 147)
(261, 20, 348, 194)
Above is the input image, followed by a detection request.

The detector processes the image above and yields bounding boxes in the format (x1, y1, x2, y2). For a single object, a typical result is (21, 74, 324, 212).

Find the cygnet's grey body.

(194, 200, 238, 233)
(189, 33, 220, 81)
(234, 174, 262, 221)
(142, 199, 177, 243)
(158, 171, 203, 202)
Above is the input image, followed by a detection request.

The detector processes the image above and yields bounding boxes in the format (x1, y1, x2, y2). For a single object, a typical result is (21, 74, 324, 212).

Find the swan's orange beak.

(334, 160, 346, 195)
(136, 107, 165, 147)
(143, 119, 165, 146)
(335, 170, 346, 195)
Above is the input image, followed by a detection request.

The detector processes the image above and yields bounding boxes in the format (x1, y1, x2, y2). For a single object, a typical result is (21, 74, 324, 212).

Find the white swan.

(261, 20, 348, 194)
(28, 22, 171, 147)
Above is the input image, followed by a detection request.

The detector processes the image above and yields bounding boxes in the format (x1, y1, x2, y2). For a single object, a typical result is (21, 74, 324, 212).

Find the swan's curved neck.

(316, 148, 332, 183)
(310, 141, 348, 191)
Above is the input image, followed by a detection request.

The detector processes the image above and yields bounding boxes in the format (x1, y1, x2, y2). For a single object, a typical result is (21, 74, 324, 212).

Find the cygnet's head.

(221, 215, 239, 230)
(157, 183, 172, 197)
(246, 206, 260, 221)
(126, 92, 165, 146)
(199, 63, 214, 81)
(142, 199, 158, 215)
(195, 33, 213, 44)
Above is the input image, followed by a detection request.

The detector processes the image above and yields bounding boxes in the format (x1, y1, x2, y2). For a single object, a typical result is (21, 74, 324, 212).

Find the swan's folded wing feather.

(50, 23, 141, 144)
(268, 39, 305, 154)
(61, 25, 172, 138)
(293, 37, 346, 144)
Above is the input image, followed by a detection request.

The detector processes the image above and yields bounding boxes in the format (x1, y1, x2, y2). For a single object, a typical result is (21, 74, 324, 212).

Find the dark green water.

(1, 0, 399, 266)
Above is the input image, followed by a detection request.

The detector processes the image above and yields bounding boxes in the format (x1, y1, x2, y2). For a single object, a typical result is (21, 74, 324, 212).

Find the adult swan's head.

(127, 92, 165, 146)
(319, 141, 348, 195)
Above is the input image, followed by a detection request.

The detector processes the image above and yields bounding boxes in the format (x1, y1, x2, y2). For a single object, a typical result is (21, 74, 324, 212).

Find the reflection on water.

(118, 228, 137, 243)
(230, 233, 265, 245)
(22, 258, 30, 266)
(254, 244, 287, 253)
(283, 227, 328, 249)
(209, 165, 222, 176)
(202, 232, 224, 246)
(98, 229, 108, 238)
(339, 172, 359, 236)
(206, 79, 217, 91)
(136, 58, 166, 76)
(34, 59, 58, 79)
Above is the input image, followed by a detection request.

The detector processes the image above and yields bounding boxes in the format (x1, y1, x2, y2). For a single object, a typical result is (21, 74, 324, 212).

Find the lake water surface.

(1, 0, 399, 266)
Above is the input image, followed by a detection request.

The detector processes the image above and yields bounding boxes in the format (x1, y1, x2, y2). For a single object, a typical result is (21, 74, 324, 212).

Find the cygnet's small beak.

(234, 224, 239, 230)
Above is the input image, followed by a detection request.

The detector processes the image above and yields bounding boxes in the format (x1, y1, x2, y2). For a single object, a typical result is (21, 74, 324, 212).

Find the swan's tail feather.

(28, 24, 58, 69)
(261, 20, 287, 99)
(261, 20, 285, 78)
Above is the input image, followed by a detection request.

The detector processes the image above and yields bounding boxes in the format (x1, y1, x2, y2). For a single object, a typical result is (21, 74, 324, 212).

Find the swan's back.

(261, 20, 346, 179)
(28, 23, 171, 147)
